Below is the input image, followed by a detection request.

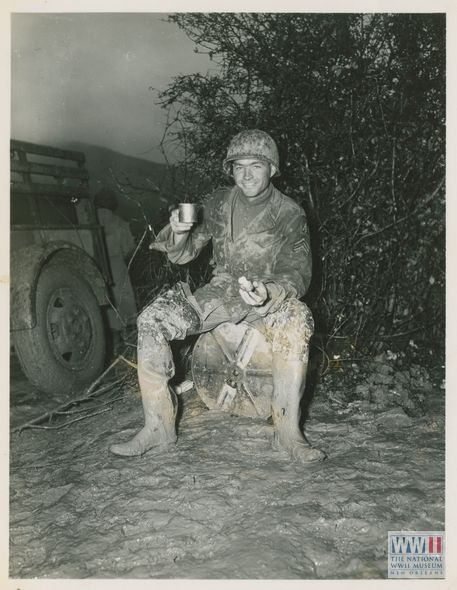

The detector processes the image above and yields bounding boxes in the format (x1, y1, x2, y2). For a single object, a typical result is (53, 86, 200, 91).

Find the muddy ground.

(9, 351, 445, 580)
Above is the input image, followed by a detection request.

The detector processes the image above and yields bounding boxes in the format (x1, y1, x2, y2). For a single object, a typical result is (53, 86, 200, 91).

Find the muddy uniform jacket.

(151, 184, 312, 330)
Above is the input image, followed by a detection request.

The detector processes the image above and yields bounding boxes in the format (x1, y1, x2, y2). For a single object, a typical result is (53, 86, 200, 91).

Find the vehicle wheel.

(12, 263, 106, 396)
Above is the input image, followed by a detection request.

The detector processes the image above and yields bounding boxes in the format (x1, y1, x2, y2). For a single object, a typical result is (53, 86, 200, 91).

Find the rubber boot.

(271, 355, 326, 463)
(110, 342, 177, 457)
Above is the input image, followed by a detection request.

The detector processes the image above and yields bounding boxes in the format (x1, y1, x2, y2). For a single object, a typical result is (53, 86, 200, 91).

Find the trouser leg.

(263, 299, 326, 463)
(109, 287, 200, 457)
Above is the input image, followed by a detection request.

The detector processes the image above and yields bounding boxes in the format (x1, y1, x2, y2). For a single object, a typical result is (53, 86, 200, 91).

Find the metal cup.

(178, 202, 198, 223)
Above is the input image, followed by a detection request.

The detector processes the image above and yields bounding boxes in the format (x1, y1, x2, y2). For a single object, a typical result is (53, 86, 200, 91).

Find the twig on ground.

(54, 394, 125, 416)
(122, 340, 137, 349)
(119, 355, 138, 370)
(20, 407, 113, 431)
(12, 357, 125, 433)
(86, 356, 123, 395)
(327, 394, 346, 407)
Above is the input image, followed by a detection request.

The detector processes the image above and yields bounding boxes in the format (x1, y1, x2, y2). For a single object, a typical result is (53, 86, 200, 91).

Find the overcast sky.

(11, 13, 214, 162)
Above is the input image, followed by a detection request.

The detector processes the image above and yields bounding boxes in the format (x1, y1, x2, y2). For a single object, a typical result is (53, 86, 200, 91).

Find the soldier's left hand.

(238, 278, 268, 306)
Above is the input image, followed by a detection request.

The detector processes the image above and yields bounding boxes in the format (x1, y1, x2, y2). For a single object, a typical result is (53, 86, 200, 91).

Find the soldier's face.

(232, 159, 274, 198)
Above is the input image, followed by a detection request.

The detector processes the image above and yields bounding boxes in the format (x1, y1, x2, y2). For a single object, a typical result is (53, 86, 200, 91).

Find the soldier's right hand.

(170, 208, 194, 234)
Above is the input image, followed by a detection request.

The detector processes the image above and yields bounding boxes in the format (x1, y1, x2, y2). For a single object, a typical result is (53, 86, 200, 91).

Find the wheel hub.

(46, 287, 93, 367)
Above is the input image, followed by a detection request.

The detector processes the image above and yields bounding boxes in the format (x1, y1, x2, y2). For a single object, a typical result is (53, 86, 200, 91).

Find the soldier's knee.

(137, 303, 161, 333)
(262, 298, 314, 362)
(291, 299, 314, 336)
(274, 298, 314, 339)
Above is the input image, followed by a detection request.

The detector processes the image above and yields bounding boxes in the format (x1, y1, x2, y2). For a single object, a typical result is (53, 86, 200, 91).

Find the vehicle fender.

(11, 242, 109, 331)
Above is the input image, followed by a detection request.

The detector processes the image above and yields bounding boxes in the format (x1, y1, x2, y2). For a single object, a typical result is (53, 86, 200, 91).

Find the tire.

(12, 263, 106, 396)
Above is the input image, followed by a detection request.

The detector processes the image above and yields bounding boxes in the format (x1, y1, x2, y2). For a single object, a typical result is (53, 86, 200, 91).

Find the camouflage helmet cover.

(223, 129, 280, 176)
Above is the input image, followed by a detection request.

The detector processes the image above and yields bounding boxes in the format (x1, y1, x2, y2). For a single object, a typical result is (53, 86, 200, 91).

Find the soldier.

(110, 130, 325, 463)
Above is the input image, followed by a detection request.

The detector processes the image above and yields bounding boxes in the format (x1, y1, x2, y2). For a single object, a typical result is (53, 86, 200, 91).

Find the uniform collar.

(229, 184, 278, 237)
(235, 183, 274, 207)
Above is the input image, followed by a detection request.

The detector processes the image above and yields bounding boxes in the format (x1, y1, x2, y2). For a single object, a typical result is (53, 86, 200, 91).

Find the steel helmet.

(223, 129, 280, 176)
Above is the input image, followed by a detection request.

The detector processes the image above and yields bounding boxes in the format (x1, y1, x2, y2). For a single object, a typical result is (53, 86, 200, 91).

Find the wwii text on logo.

(388, 531, 445, 579)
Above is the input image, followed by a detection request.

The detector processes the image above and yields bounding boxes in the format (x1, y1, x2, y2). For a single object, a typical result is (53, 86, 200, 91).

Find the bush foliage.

(155, 13, 445, 362)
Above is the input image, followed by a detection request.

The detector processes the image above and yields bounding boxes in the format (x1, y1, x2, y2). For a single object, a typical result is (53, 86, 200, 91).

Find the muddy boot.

(271, 355, 326, 463)
(110, 343, 178, 457)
